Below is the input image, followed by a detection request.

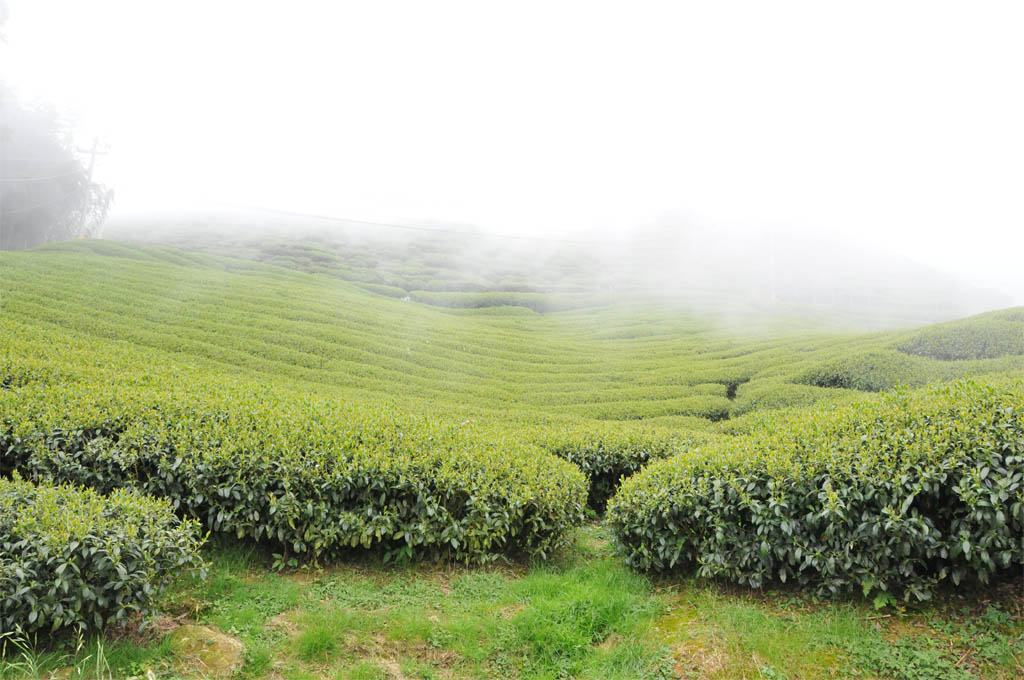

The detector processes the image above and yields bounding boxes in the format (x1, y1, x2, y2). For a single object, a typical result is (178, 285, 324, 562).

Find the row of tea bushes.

(1, 379, 588, 565)
(896, 310, 1024, 361)
(6, 247, 1024, 428)
(607, 379, 1024, 600)
(534, 423, 716, 510)
(792, 350, 940, 392)
(728, 378, 856, 418)
(556, 394, 734, 422)
(0, 477, 204, 635)
(407, 290, 609, 313)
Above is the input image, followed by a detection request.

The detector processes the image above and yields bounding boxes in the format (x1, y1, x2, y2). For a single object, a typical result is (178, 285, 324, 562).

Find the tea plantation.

(1, 241, 1022, 679)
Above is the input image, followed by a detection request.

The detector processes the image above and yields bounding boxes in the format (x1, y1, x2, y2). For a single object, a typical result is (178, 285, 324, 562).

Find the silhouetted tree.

(0, 84, 113, 250)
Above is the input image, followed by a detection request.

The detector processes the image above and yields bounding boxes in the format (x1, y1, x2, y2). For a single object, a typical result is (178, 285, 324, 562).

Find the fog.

(3, 0, 1023, 304)
(102, 207, 1009, 332)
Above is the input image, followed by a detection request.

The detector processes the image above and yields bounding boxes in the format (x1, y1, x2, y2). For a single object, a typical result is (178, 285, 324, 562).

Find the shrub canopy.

(897, 314, 1024, 361)
(535, 423, 715, 510)
(607, 379, 1024, 600)
(2, 380, 587, 564)
(0, 477, 204, 634)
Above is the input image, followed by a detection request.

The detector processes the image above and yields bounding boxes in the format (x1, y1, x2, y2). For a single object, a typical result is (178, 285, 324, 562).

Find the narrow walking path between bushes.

(2, 525, 1021, 680)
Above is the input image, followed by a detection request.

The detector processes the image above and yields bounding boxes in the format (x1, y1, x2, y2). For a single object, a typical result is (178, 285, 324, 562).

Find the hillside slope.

(105, 211, 1011, 327)
(3, 241, 1024, 678)
(3, 241, 1022, 429)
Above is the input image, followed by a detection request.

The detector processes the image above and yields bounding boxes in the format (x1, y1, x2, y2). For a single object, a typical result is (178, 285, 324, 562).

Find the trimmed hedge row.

(408, 289, 604, 313)
(2, 381, 587, 564)
(793, 350, 937, 392)
(729, 379, 854, 417)
(607, 379, 1024, 600)
(535, 424, 715, 510)
(0, 477, 204, 635)
(896, 314, 1024, 361)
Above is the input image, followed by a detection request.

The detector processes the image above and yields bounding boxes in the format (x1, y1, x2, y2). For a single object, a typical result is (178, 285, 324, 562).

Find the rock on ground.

(168, 624, 244, 678)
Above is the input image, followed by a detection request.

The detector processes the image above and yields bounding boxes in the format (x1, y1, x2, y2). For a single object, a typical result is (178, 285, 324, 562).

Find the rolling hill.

(3, 239, 1023, 679)
(104, 210, 1012, 328)
(3, 240, 1023, 430)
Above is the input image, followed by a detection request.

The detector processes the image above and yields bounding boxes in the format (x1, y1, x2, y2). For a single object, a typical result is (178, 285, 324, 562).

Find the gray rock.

(169, 624, 244, 678)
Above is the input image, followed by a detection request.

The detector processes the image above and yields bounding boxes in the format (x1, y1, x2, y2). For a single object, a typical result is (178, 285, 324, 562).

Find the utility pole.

(77, 137, 107, 185)
(75, 137, 107, 236)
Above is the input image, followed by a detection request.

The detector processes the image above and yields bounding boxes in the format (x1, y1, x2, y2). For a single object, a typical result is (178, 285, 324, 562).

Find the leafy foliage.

(408, 289, 605, 313)
(897, 310, 1024, 361)
(3, 244, 1024, 612)
(729, 378, 855, 417)
(1, 381, 587, 564)
(0, 477, 204, 635)
(607, 379, 1024, 600)
(535, 423, 716, 510)
(793, 350, 937, 392)
(3, 245, 1023, 429)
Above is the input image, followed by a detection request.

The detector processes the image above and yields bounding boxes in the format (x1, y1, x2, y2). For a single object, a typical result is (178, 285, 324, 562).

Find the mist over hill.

(105, 209, 1009, 330)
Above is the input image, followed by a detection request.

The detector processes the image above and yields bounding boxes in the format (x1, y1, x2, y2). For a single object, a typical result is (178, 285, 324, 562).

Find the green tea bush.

(4, 246, 1022, 429)
(729, 379, 850, 417)
(896, 313, 1024, 361)
(566, 395, 733, 422)
(607, 379, 1024, 600)
(535, 424, 715, 510)
(794, 350, 936, 392)
(2, 381, 587, 564)
(994, 308, 1024, 323)
(0, 353, 76, 393)
(0, 477, 204, 635)
(353, 282, 410, 299)
(408, 290, 605, 313)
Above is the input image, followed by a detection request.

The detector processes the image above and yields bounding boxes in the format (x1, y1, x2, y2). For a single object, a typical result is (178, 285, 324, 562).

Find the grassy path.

(3, 526, 1020, 680)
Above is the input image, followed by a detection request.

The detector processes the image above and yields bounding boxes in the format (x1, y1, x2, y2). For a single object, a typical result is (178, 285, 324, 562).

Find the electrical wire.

(1, 189, 85, 216)
(0, 157, 79, 164)
(244, 207, 614, 245)
(0, 171, 83, 183)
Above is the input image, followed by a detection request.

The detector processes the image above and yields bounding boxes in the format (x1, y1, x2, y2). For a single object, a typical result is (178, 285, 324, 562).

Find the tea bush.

(607, 379, 1024, 600)
(354, 282, 410, 299)
(729, 379, 851, 417)
(0, 477, 204, 635)
(2, 381, 587, 564)
(896, 313, 1024, 361)
(535, 424, 716, 510)
(793, 350, 937, 392)
(3, 247, 1022, 428)
(408, 290, 605, 313)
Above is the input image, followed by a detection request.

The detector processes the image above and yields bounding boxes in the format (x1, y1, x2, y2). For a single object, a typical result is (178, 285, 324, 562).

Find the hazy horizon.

(2, 0, 1022, 303)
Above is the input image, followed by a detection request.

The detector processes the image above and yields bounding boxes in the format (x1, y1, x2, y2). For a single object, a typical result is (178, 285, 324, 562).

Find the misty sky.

(2, 1, 1022, 301)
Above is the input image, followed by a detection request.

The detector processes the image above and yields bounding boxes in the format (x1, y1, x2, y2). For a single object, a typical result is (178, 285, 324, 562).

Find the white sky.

(2, 1, 1023, 301)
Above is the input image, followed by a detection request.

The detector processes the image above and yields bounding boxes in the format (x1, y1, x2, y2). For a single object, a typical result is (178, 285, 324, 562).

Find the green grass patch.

(4, 526, 1021, 679)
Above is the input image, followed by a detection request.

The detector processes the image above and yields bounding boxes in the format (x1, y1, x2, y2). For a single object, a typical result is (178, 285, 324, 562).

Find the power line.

(0, 170, 83, 183)
(4, 201, 65, 216)
(1, 189, 86, 216)
(244, 207, 616, 245)
(0, 157, 79, 164)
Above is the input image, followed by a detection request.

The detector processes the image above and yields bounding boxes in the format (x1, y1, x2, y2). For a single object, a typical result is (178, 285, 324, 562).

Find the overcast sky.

(2, 1, 1022, 301)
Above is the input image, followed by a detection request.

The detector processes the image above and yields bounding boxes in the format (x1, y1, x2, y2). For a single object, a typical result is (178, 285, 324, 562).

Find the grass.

(652, 583, 1024, 680)
(3, 526, 1019, 679)
(0, 632, 171, 680)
